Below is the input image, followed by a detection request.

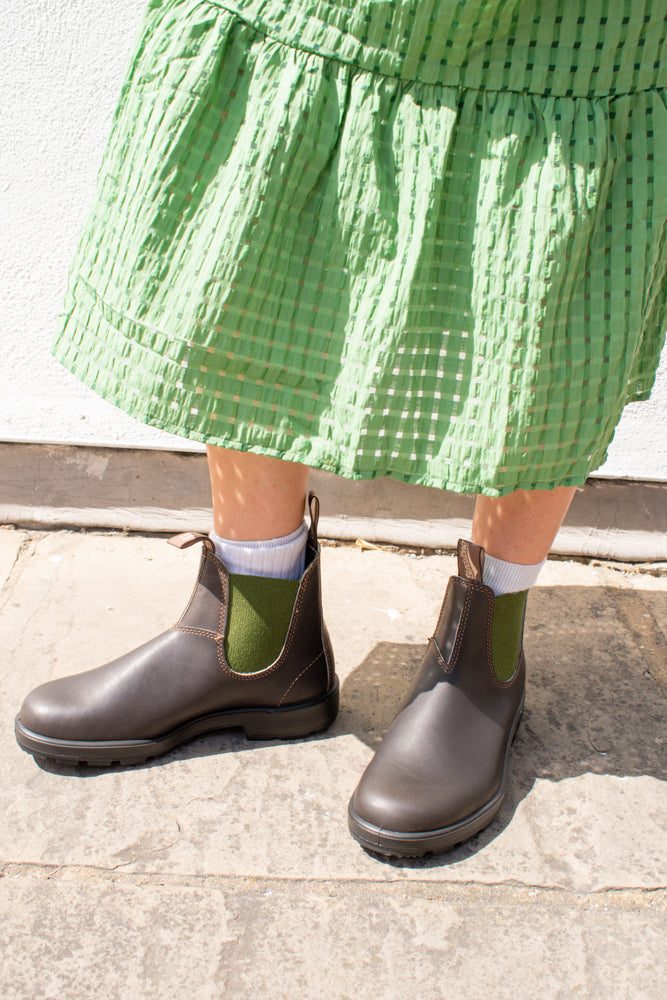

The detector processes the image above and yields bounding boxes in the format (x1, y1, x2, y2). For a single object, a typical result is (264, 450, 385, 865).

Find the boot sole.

(348, 694, 524, 858)
(14, 680, 339, 767)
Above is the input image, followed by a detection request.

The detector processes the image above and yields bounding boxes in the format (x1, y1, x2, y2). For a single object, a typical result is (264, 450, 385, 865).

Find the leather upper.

(19, 527, 334, 743)
(351, 572, 525, 834)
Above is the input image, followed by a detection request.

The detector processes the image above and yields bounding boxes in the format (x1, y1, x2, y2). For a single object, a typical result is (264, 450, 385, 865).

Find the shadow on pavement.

(339, 584, 667, 867)
(27, 583, 666, 868)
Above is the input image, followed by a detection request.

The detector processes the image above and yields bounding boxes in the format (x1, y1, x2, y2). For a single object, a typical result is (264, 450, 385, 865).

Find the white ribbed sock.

(209, 521, 308, 580)
(482, 552, 545, 596)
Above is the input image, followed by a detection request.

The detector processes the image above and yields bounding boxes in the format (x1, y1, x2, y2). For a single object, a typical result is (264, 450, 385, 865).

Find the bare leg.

(471, 485, 577, 563)
(207, 445, 309, 540)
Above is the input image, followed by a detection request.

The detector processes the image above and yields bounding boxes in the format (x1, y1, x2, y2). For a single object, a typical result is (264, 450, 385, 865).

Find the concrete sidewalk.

(1, 526, 665, 999)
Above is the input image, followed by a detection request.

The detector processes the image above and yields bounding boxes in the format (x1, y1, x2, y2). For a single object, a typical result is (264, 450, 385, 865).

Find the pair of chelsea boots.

(15, 493, 525, 857)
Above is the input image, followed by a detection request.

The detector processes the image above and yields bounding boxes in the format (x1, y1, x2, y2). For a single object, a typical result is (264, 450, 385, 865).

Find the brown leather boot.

(348, 539, 525, 857)
(15, 493, 338, 766)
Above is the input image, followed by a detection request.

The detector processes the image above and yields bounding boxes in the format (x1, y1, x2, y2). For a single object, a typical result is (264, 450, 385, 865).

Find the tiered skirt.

(53, 0, 667, 495)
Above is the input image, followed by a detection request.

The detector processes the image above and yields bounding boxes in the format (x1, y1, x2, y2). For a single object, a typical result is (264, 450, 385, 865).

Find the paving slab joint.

(1, 864, 666, 901)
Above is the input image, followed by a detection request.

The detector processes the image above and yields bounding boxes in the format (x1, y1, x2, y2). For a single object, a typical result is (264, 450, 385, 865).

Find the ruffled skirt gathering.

(53, 0, 667, 495)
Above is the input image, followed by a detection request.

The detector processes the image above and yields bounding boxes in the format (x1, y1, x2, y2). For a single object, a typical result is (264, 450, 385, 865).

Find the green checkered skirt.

(53, 0, 667, 495)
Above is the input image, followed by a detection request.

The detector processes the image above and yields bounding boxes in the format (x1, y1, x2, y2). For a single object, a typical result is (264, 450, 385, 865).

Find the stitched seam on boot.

(176, 547, 207, 626)
(447, 586, 473, 671)
(431, 581, 487, 674)
(173, 625, 220, 639)
(432, 578, 453, 637)
(451, 578, 520, 688)
(272, 558, 319, 669)
(173, 551, 226, 641)
(430, 637, 454, 675)
(175, 557, 320, 681)
(166, 627, 326, 686)
(488, 647, 525, 690)
(217, 558, 228, 635)
(434, 578, 488, 653)
(277, 651, 325, 707)
(430, 575, 477, 668)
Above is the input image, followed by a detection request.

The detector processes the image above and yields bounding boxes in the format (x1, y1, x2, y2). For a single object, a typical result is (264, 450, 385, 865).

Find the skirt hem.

(53, 348, 601, 499)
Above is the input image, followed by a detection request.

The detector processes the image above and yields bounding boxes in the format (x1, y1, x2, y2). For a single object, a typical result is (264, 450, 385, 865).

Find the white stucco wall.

(1, 0, 665, 477)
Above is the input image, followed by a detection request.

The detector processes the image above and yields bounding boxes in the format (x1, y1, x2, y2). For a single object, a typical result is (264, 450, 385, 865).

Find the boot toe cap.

(352, 768, 463, 835)
(351, 740, 504, 836)
(18, 680, 77, 741)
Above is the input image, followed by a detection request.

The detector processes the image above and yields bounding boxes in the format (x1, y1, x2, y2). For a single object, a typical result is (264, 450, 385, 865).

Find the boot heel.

(243, 681, 339, 740)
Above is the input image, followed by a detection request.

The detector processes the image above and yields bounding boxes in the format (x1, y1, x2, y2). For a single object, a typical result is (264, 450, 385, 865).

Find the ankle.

(209, 521, 308, 580)
(482, 551, 545, 596)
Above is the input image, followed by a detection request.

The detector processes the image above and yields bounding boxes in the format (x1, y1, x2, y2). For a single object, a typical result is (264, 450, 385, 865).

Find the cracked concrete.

(1, 528, 665, 998)
(0, 528, 30, 599)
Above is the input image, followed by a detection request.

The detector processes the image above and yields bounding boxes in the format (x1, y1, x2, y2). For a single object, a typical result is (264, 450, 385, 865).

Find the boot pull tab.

(307, 491, 320, 544)
(457, 539, 485, 583)
(169, 531, 215, 553)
